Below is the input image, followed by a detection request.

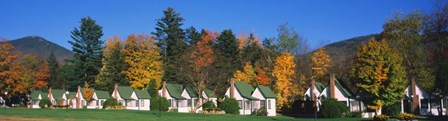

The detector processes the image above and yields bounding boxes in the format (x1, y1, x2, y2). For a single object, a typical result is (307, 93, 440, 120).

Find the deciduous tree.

(272, 52, 297, 109)
(96, 35, 127, 91)
(311, 48, 331, 83)
(350, 38, 406, 112)
(34, 61, 49, 90)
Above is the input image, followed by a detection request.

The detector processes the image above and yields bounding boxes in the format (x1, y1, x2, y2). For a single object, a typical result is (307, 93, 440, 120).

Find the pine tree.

(47, 51, 60, 88)
(152, 7, 187, 84)
(215, 29, 241, 79)
(96, 35, 127, 91)
(68, 16, 104, 89)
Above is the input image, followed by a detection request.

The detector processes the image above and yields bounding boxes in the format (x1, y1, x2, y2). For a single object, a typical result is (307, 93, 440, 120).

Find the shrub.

(103, 98, 121, 109)
(319, 98, 349, 118)
(251, 109, 268, 116)
(397, 113, 415, 120)
(373, 114, 389, 121)
(150, 96, 169, 111)
(346, 112, 362, 118)
(218, 97, 239, 114)
(39, 99, 52, 108)
(382, 102, 401, 116)
(202, 101, 216, 109)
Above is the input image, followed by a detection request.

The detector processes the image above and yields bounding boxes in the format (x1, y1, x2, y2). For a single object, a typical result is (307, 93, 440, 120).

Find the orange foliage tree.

(186, 30, 217, 111)
(233, 62, 255, 83)
(83, 81, 94, 102)
(0, 39, 30, 96)
(311, 48, 331, 83)
(34, 61, 49, 90)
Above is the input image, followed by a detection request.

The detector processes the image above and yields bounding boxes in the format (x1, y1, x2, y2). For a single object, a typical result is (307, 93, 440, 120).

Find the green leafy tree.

(350, 37, 407, 112)
(382, 11, 435, 92)
(47, 51, 60, 88)
(276, 23, 299, 53)
(241, 34, 262, 65)
(96, 36, 127, 91)
(152, 7, 188, 84)
(68, 16, 104, 89)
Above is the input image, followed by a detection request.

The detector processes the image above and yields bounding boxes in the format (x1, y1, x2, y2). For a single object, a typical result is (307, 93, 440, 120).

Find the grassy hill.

(8, 36, 73, 64)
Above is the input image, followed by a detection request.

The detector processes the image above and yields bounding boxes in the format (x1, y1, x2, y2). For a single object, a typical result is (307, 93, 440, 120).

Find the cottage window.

(188, 99, 192, 107)
(141, 100, 144, 107)
(268, 100, 271, 109)
(168, 99, 172, 107)
(238, 100, 242, 109)
(421, 99, 429, 109)
(260, 100, 265, 108)
(245, 100, 251, 109)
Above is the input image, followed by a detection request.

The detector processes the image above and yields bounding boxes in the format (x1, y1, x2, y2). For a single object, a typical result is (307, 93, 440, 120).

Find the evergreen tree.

(215, 29, 241, 79)
(68, 16, 104, 89)
(47, 51, 60, 88)
(186, 26, 201, 46)
(152, 7, 187, 84)
(242, 34, 262, 65)
(96, 36, 127, 91)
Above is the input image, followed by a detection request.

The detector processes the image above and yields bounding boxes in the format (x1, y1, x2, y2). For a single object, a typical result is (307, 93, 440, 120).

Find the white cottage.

(224, 80, 259, 115)
(401, 77, 444, 115)
(111, 84, 147, 110)
(134, 89, 151, 111)
(319, 74, 360, 112)
(48, 88, 69, 107)
(158, 81, 192, 113)
(251, 85, 277, 116)
(30, 91, 44, 108)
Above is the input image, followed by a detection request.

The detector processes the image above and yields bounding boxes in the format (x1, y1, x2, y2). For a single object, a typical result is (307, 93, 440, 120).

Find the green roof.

(204, 89, 216, 98)
(333, 76, 354, 97)
(30, 91, 41, 100)
(165, 83, 185, 99)
(117, 86, 134, 100)
(257, 85, 276, 98)
(95, 90, 110, 99)
(52, 89, 66, 100)
(67, 92, 77, 99)
(186, 87, 198, 98)
(315, 82, 325, 92)
(134, 90, 151, 99)
(41, 93, 48, 99)
(234, 82, 258, 100)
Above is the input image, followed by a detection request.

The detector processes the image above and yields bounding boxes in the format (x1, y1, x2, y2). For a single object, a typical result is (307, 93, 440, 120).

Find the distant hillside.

(303, 34, 380, 92)
(8, 36, 73, 64)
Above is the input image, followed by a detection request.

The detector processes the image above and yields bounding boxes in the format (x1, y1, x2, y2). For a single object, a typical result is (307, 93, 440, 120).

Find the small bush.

(39, 99, 52, 108)
(202, 101, 216, 109)
(382, 103, 401, 116)
(150, 96, 169, 111)
(251, 109, 268, 116)
(218, 97, 239, 114)
(102, 98, 121, 109)
(346, 112, 362, 118)
(397, 113, 415, 120)
(319, 98, 349, 118)
(373, 114, 389, 121)
(19, 102, 26, 107)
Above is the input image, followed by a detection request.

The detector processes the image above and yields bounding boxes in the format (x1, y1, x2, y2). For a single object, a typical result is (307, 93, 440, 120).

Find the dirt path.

(0, 116, 54, 121)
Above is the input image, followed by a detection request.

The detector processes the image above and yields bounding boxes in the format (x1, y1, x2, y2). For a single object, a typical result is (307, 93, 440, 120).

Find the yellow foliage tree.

(123, 34, 163, 89)
(311, 48, 331, 83)
(272, 52, 296, 109)
(233, 62, 255, 83)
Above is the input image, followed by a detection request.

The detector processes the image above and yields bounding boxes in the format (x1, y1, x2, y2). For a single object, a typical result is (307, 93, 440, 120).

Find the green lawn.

(0, 108, 368, 121)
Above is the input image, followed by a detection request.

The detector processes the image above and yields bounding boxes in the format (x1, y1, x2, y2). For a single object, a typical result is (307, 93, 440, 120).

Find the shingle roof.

(165, 83, 185, 99)
(186, 87, 198, 98)
(67, 92, 77, 99)
(315, 82, 325, 92)
(31, 91, 42, 100)
(134, 90, 150, 99)
(234, 82, 258, 100)
(95, 90, 110, 99)
(204, 89, 216, 98)
(333, 77, 354, 97)
(257, 85, 276, 98)
(52, 89, 66, 100)
(117, 86, 134, 100)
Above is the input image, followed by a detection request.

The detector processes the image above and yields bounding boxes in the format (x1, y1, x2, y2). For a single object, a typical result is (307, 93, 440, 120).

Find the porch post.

(401, 100, 404, 113)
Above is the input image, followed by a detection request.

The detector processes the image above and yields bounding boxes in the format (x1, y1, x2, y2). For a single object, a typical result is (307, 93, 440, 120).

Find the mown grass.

(0, 108, 368, 121)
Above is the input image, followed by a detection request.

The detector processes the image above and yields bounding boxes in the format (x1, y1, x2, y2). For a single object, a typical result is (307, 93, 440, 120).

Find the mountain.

(8, 36, 74, 64)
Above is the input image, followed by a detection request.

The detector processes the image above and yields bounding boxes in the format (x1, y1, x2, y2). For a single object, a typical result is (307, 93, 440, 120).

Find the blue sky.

(0, 0, 436, 50)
